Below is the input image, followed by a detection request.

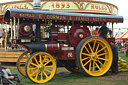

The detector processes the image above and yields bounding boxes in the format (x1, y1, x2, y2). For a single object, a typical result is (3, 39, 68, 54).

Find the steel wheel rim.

(26, 52, 56, 83)
(17, 51, 30, 76)
(80, 37, 112, 76)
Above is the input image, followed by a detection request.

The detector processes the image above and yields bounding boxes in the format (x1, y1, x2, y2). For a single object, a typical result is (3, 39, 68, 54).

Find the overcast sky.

(0, 0, 127, 28)
(99, 0, 128, 28)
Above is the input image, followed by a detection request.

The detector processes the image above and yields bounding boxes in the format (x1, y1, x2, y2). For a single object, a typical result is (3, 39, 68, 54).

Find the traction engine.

(16, 23, 112, 83)
(4, 8, 121, 84)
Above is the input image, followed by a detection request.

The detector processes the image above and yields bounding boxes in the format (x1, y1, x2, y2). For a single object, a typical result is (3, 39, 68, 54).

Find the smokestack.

(33, 0, 41, 10)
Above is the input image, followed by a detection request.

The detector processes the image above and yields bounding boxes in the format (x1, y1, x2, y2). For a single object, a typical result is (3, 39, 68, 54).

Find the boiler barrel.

(23, 42, 60, 54)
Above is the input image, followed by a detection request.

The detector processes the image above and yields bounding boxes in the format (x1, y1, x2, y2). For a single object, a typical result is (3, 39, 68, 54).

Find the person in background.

(1, 29, 5, 48)
(125, 41, 128, 57)
(98, 23, 109, 39)
(110, 40, 118, 73)
(0, 62, 14, 79)
(7, 28, 11, 47)
(94, 27, 99, 36)
(108, 29, 112, 37)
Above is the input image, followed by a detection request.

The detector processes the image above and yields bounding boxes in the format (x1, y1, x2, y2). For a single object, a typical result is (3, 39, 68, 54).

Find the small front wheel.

(25, 52, 56, 83)
(16, 51, 30, 77)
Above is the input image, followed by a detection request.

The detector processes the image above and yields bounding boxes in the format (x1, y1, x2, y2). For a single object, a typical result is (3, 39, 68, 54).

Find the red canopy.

(4, 8, 123, 23)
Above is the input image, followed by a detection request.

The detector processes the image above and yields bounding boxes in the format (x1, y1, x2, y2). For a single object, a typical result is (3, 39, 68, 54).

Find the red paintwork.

(51, 28, 58, 41)
(45, 42, 76, 60)
(46, 43, 60, 54)
(58, 33, 68, 41)
(69, 24, 91, 48)
(10, 12, 123, 23)
(106, 38, 115, 43)
(19, 23, 33, 37)
(58, 50, 75, 60)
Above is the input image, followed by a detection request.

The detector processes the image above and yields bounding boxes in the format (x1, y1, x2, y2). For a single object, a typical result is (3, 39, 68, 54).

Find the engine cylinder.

(19, 23, 33, 37)
(69, 24, 91, 47)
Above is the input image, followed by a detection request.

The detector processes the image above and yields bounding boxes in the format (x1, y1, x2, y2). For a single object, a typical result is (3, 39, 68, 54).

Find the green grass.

(3, 53, 128, 85)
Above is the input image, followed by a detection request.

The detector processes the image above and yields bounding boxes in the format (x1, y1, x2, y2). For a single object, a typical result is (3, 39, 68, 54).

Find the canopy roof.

(116, 30, 128, 40)
(4, 8, 123, 23)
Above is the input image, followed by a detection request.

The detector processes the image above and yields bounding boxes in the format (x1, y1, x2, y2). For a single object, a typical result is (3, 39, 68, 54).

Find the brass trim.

(17, 18, 20, 39)
(58, 43, 60, 50)
(13, 17, 16, 39)
(45, 44, 47, 52)
(79, 34, 84, 39)
(10, 19, 13, 40)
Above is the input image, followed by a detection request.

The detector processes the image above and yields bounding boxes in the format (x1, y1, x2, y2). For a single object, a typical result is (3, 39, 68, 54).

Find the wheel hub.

(39, 65, 44, 71)
(92, 54, 97, 59)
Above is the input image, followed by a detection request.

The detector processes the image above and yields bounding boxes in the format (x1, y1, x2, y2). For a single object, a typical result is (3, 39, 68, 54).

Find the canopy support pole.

(5, 22, 7, 51)
(13, 17, 16, 39)
(17, 18, 20, 39)
(10, 19, 13, 40)
(112, 22, 114, 38)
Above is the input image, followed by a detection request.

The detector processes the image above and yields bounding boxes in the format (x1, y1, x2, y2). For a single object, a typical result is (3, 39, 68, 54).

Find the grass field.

(2, 53, 128, 85)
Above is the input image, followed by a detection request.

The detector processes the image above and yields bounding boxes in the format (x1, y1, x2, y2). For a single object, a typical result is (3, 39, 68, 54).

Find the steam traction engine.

(4, 8, 123, 83)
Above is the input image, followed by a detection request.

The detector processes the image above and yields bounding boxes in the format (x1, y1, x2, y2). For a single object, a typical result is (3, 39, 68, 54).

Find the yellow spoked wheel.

(76, 36, 112, 76)
(25, 52, 56, 83)
(16, 51, 30, 77)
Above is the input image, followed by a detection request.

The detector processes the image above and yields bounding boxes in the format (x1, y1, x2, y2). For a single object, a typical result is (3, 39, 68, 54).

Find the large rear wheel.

(76, 36, 112, 76)
(25, 52, 56, 83)
(16, 51, 30, 77)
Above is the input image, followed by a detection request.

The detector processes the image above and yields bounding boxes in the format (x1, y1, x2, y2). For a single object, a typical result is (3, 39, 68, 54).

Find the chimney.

(33, 0, 41, 10)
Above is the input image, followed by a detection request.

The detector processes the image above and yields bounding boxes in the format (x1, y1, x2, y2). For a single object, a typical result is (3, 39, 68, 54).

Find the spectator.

(98, 23, 109, 39)
(0, 62, 14, 79)
(7, 28, 11, 47)
(108, 29, 112, 37)
(1, 29, 5, 48)
(110, 40, 118, 73)
(94, 27, 99, 36)
(125, 41, 128, 57)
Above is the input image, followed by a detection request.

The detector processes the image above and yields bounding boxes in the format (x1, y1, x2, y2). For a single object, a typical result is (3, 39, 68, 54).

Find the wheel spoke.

(81, 57, 90, 61)
(30, 62, 38, 67)
(30, 70, 38, 76)
(44, 60, 51, 66)
(98, 60, 104, 67)
(42, 56, 47, 64)
(45, 65, 53, 68)
(89, 61, 92, 71)
(28, 67, 37, 71)
(88, 43, 93, 53)
(98, 58, 108, 61)
(83, 59, 91, 66)
(19, 62, 25, 65)
(95, 43, 99, 52)
(82, 53, 91, 56)
(34, 57, 39, 65)
(97, 53, 106, 57)
(84, 46, 90, 54)
(41, 72, 43, 80)
(95, 62, 102, 71)
(20, 67, 25, 70)
(44, 69, 52, 73)
(93, 40, 96, 52)
(39, 55, 42, 64)
(93, 61, 95, 72)
(25, 54, 29, 58)
(97, 47, 106, 53)
(35, 71, 40, 79)
(43, 71, 48, 78)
